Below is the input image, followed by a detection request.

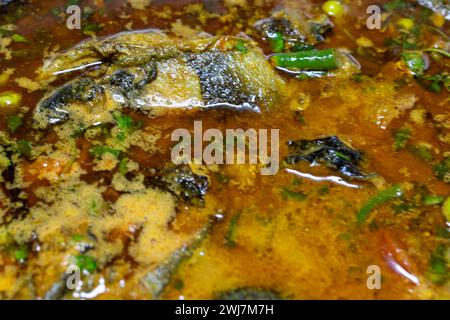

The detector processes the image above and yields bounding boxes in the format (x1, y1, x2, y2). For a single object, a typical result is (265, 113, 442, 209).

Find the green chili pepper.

(7, 114, 22, 133)
(271, 49, 339, 70)
(11, 34, 27, 43)
(225, 212, 241, 248)
(267, 31, 285, 53)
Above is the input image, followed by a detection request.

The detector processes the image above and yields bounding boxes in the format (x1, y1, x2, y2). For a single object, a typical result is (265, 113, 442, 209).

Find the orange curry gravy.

(0, 0, 448, 299)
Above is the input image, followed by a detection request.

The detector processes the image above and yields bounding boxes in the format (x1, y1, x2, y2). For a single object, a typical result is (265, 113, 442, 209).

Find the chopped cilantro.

(401, 51, 426, 75)
(67, 0, 80, 6)
(421, 73, 450, 93)
(433, 158, 450, 183)
(352, 74, 364, 83)
(75, 255, 97, 273)
(235, 39, 248, 54)
(71, 234, 84, 242)
(392, 201, 415, 214)
(423, 195, 445, 206)
(16, 139, 32, 157)
(88, 199, 101, 216)
(89, 145, 121, 158)
(118, 157, 129, 175)
(383, 0, 408, 11)
(436, 227, 450, 239)
(410, 144, 433, 162)
(14, 247, 28, 262)
(11, 34, 27, 43)
(319, 185, 330, 195)
(51, 7, 63, 17)
(225, 212, 241, 248)
(82, 23, 100, 35)
(426, 245, 449, 285)
(281, 187, 307, 201)
(7, 114, 22, 133)
(113, 112, 142, 142)
(393, 128, 411, 151)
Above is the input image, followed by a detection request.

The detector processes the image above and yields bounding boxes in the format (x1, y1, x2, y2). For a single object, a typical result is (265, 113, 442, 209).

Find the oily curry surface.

(0, 0, 449, 300)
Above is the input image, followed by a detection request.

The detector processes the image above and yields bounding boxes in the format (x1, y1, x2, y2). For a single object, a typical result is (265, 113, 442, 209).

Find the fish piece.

(34, 31, 286, 128)
(254, 10, 333, 50)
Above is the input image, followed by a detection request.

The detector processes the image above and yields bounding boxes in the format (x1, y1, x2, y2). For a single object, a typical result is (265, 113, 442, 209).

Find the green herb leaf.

(16, 139, 32, 157)
(51, 7, 63, 17)
(7, 114, 22, 133)
(401, 51, 426, 75)
(71, 234, 84, 242)
(423, 195, 445, 206)
(82, 23, 100, 35)
(410, 144, 433, 162)
(281, 187, 307, 201)
(267, 31, 285, 53)
(11, 34, 27, 43)
(88, 199, 101, 217)
(225, 212, 241, 248)
(383, 0, 408, 11)
(89, 145, 121, 159)
(422, 72, 450, 93)
(67, 0, 80, 6)
(118, 157, 129, 175)
(392, 201, 415, 213)
(75, 255, 97, 273)
(235, 39, 248, 54)
(424, 48, 450, 59)
(426, 245, 449, 285)
(393, 128, 412, 151)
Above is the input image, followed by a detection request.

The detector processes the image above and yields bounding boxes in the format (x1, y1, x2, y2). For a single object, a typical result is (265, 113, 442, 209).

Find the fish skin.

(34, 31, 286, 128)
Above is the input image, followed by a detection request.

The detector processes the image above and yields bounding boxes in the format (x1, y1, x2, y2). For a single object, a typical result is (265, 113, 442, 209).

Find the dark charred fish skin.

(186, 50, 258, 108)
(286, 136, 372, 180)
